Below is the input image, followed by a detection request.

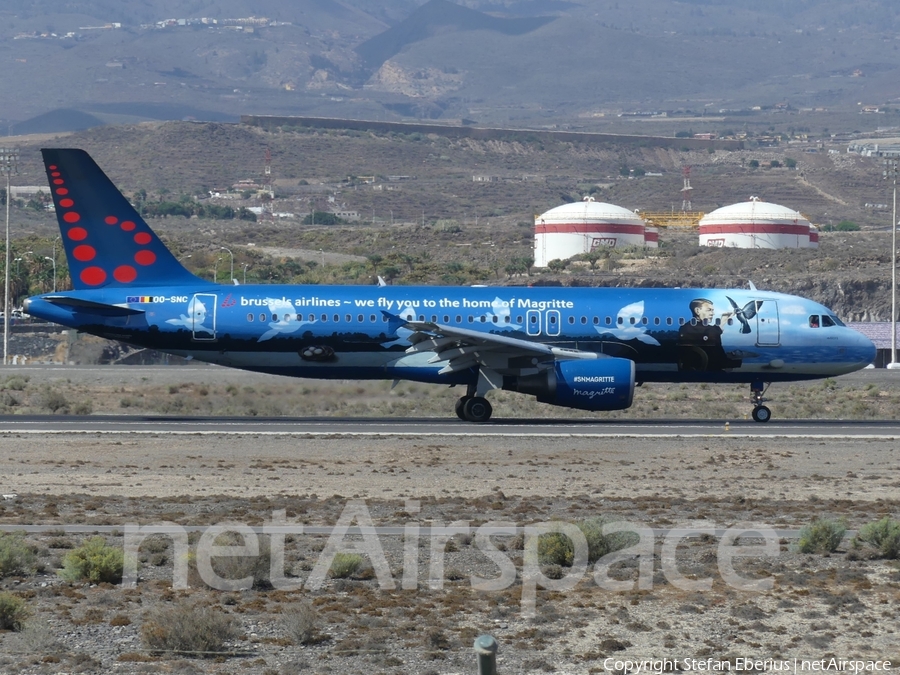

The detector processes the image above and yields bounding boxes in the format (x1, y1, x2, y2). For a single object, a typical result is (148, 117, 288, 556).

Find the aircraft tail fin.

(41, 148, 207, 290)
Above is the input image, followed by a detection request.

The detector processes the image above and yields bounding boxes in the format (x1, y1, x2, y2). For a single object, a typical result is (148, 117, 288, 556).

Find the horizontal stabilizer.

(42, 295, 145, 316)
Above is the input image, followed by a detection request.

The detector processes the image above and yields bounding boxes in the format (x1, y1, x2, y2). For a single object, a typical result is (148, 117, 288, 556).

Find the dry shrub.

(329, 552, 364, 579)
(281, 601, 320, 645)
(0, 532, 36, 577)
(796, 518, 847, 554)
(141, 600, 240, 657)
(0, 591, 29, 631)
(855, 517, 900, 559)
(59, 537, 124, 583)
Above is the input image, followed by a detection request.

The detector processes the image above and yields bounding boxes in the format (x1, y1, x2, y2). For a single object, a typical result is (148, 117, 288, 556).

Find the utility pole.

(1, 148, 19, 366)
(886, 159, 899, 369)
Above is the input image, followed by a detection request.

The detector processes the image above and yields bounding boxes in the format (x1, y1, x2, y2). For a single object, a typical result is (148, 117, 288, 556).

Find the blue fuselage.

(25, 283, 876, 386)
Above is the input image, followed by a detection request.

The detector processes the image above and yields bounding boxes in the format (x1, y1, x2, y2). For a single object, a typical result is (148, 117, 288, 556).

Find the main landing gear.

(455, 395, 493, 423)
(750, 381, 771, 423)
(455, 381, 494, 423)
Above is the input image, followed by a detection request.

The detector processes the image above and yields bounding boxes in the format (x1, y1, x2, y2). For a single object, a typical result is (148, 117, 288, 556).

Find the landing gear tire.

(455, 396, 472, 421)
(752, 405, 771, 423)
(462, 396, 493, 423)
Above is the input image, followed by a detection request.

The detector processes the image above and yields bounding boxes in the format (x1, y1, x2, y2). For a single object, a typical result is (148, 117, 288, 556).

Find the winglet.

(41, 148, 209, 290)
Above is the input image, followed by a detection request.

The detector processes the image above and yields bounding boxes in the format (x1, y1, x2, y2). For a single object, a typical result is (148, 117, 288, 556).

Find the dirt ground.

(0, 370, 899, 674)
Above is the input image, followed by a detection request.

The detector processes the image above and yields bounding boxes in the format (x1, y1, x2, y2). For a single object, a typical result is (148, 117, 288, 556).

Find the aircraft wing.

(402, 318, 599, 375)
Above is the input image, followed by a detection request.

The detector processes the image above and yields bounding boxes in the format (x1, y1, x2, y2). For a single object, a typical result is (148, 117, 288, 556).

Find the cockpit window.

(829, 315, 845, 327)
(821, 315, 836, 327)
(809, 315, 820, 328)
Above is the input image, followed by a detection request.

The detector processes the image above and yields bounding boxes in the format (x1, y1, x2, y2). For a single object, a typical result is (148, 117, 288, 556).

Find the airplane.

(23, 149, 875, 423)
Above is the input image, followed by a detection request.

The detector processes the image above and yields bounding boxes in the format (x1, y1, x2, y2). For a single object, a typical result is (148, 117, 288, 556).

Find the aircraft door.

(191, 293, 217, 341)
(545, 310, 561, 336)
(526, 309, 541, 336)
(755, 300, 779, 346)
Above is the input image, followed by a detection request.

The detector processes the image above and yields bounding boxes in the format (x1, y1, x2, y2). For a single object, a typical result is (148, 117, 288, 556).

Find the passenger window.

(727, 318, 733, 325)
(549, 315, 557, 324)
(581, 316, 587, 324)
(516, 316, 523, 323)
(679, 317, 685, 326)
(641, 317, 648, 325)
(259, 314, 266, 322)
(492, 316, 498, 323)
(567, 316, 574, 324)
(504, 316, 510, 323)
(418, 315, 425, 322)
(654, 317, 660, 325)
(444, 315, 450, 323)
(247, 313, 254, 322)
(321, 314, 328, 322)
(480, 315, 486, 323)
(469, 315, 475, 323)
(822, 315, 835, 327)
(431, 315, 437, 322)
(370, 314, 376, 322)
(530, 315, 537, 323)
(629, 317, 636, 325)
(618, 317, 623, 325)
(334, 314, 340, 322)
(809, 315, 820, 328)
(593, 316, 599, 325)
(358, 314, 364, 322)
(606, 316, 612, 325)
(272, 313, 278, 321)
(346, 314, 352, 322)
(666, 317, 673, 325)
(456, 315, 462, 323)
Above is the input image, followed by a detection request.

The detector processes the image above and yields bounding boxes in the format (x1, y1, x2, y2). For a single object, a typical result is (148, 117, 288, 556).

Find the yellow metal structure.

(639, 211, 705, 228)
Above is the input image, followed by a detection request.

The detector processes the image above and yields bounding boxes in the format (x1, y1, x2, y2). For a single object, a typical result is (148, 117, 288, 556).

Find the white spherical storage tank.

(534, 197, 648, 267)
(807, 225, 819, 249)
(699, 197, 812, 249)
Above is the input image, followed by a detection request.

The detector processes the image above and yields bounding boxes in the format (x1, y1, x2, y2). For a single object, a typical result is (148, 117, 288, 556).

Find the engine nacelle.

(503, 357, 635, 412)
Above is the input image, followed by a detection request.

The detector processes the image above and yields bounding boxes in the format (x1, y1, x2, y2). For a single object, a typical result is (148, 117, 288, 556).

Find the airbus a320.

(23, 149, 876, 423)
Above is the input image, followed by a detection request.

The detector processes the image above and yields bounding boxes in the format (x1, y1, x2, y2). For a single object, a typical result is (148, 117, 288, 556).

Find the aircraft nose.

(850, 329, 876, 368)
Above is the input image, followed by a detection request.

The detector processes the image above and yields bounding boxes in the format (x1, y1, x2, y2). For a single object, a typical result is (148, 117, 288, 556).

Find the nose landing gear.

(751, 381, 771, 423)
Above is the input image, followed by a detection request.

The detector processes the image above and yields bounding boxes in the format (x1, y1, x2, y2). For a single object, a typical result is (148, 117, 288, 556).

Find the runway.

(0, 414, 898, 437)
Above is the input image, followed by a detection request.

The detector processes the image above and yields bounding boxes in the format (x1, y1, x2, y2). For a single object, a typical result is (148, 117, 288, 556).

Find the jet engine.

(503, 358, 635, 411)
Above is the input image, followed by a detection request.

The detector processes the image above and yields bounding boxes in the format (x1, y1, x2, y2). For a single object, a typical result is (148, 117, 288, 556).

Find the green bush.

(142, 601, 240, 657)
(0, 532, 36, 577)
(59, 537, 125, 583)
(796, 518, 847, 553)
(855, 517, 900, 559)
(329, 552, 364, 579)
(539, 518, 638, 567)
(0, 591, 28, 630)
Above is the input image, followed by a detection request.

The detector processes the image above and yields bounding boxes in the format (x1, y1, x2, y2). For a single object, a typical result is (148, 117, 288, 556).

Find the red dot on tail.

(55, 188, 68, 195)
(67, 227, 88, 241)
(63, 212, 80, 223)
(114, 265, 137, 283)
(53, 179, 64, 185)
(134, 232, 152, 245)
(73, 245, 96, 262)
(135, 250, 156, 266)
(48, 165, 57, 170)
(80, 266, 107, 286)
(105, 216, 118, 225)
(59, 198, 74, 208)
(51, 172, 61, 177)
(120, 221, 136, 231)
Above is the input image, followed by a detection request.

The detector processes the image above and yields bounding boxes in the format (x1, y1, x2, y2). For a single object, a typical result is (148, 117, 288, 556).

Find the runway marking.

(0, 429, 897, 439)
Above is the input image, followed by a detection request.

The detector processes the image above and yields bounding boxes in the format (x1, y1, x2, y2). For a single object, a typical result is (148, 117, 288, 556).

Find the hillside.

(2, 0, 900, 132)
(3, 120, 896, 322)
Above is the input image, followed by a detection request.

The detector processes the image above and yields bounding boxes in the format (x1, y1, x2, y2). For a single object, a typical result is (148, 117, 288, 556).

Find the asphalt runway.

(0, 414, 898, 437)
